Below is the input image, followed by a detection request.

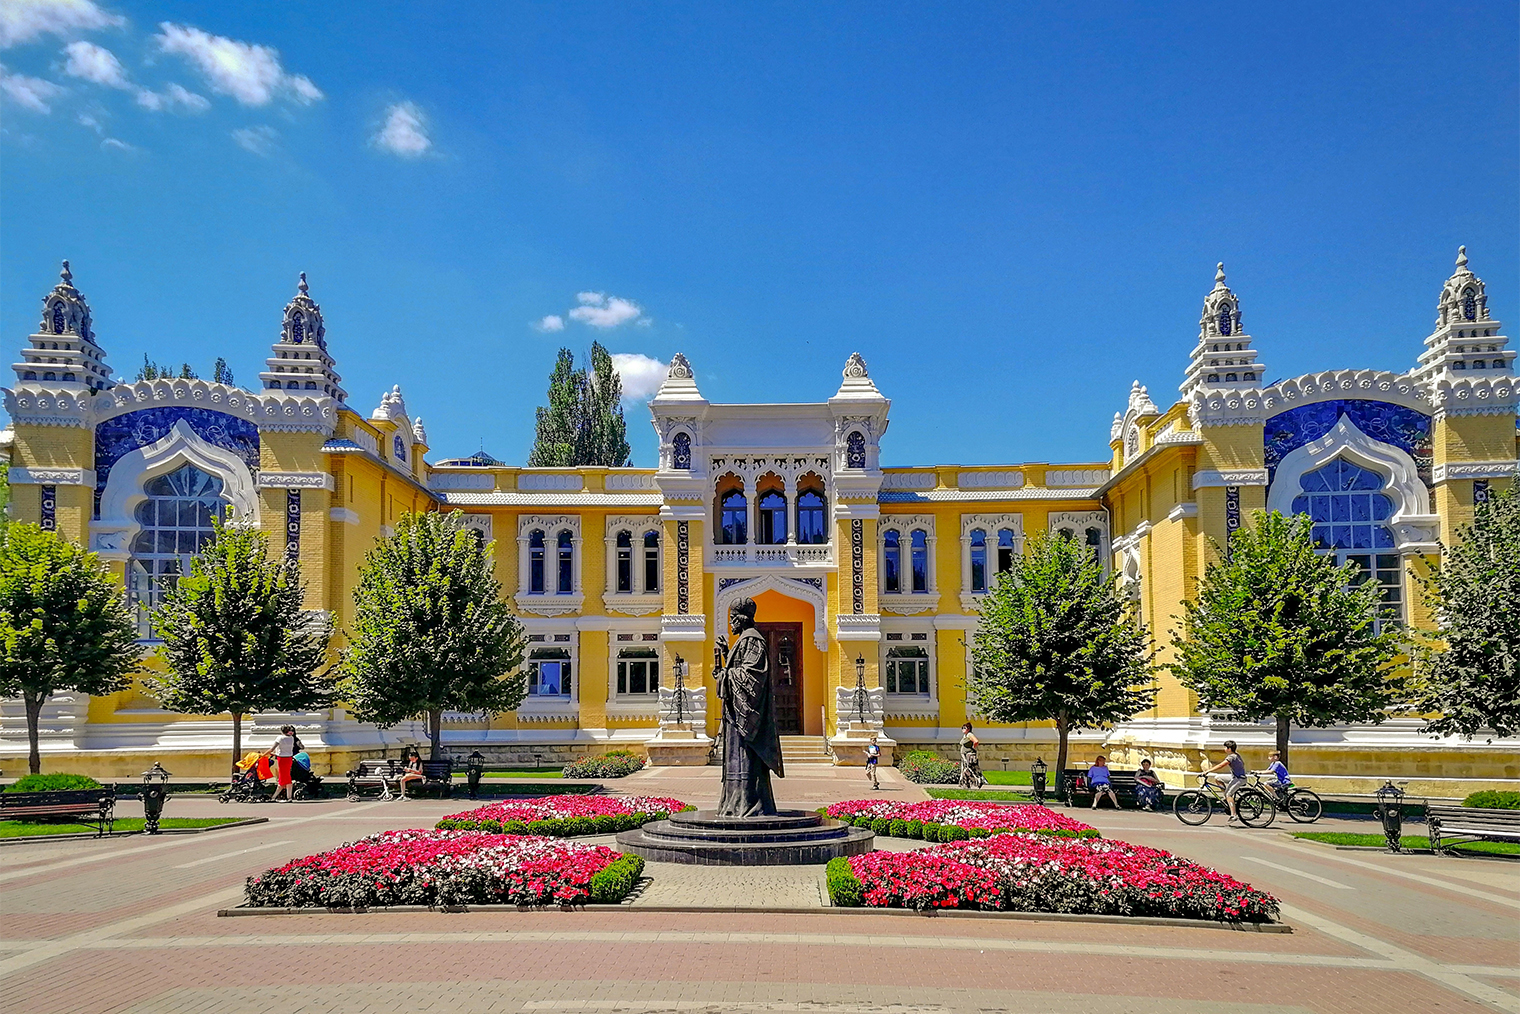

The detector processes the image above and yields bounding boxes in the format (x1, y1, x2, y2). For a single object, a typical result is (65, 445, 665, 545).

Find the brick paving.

(1, 766, 1515, 1014)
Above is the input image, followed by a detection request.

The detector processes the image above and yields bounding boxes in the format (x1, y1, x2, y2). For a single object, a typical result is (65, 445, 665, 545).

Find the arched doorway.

(750, 589, 825, 736)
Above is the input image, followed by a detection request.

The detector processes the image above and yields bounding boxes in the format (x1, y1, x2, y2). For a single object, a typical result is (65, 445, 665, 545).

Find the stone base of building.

(644, 725, 714, 766)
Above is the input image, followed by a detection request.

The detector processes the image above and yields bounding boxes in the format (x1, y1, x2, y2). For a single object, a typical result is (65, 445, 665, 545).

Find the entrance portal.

(756, 622, 803, 735)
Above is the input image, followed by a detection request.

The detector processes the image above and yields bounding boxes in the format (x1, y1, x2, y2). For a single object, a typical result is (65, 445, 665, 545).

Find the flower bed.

(827, 833, 1279, 922)
(436, 794, 689, 836)
(825, 799, 1097, 840)
(245, 830, 644, 908)
(563, 751, 646, 778)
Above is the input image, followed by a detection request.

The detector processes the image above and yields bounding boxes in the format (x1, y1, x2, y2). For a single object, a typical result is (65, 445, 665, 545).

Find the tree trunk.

(428, 708, 443, 761)
(1054, 712, 1070, 803)
(1275, 712, 1290, 769)
(231, 711, 243, 780)
(24, 691, 44, 775)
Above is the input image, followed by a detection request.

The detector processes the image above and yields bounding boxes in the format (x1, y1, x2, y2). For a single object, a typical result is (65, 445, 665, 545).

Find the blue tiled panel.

(95, 407, 261, 497)
(1263, 399, 1432, 487)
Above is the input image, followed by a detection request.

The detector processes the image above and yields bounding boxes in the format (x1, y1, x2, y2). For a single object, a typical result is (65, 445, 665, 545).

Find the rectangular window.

(1345, 552, 1403, 632)
(643, 533, 660, 592)
(529, 648, 572, 697)
(616, 648, 660, 695)
(910, 531, 929, 593)
(616, 547, 632, 593)
(885, 646, 930, 695)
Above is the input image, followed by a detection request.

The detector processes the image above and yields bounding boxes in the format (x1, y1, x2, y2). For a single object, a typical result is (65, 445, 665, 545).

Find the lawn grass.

(481, 768, 565, 779)
(0, 816, 245, 839)
(1292, 831, 1519, 856)
(925, 788, 1037, 802)
(982, 769, 1033, 786)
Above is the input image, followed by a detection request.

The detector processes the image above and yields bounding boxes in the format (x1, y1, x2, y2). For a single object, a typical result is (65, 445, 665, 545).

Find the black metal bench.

(1062, 768, 1157, 808)
(413, 759, 454, 798)
(346, 759, 401, 800)
(0, 787, 116, 835)
(1426, 805, 1520, 854)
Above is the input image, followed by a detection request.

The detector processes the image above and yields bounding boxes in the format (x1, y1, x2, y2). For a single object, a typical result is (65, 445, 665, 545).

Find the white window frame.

(515, 515, 583, 616)
(879, 623, 938, 719)
(519, 628, 580, 719)
(878, 514, 936, 614)
(1048, 511, 1109, 576)
(959, 513, 1024, 612)
(604, 515, 663, 616)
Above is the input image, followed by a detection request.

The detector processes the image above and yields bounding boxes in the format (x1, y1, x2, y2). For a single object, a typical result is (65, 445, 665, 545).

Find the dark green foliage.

(922, 822, 945, 842)
(4, 772, 103, 793)
(969, 827, 993, 838)
(870, 818, 891, 835)
(941, 824, 970, 842)
(562, 753, 646, 778)
(150, 519, 334, 775)
(1171, 511, 1405, 764)
(589, 854, 645, 903)
(1462, 790, 1520, 810)
(134, 354, 198, 381)
(970, 529, 1158, 795)
(1407, 485, 1520, 740)
(212, 357, 235, 386)
(341, 511, 528, 759)
(0, 523, 141, 774)
(887, 818, 909, 838)
(528, 342, 632, 467)
(826, 856, 864, 907)
(904, 819, 924, 839)
(899, 750, 960, 784)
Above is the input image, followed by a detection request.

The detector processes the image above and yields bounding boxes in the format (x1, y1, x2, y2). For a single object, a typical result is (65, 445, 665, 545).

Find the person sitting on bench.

(1088, 755, 1121, 809)
(396, 745, 426, 799)
(1134, 758, 1163, 811)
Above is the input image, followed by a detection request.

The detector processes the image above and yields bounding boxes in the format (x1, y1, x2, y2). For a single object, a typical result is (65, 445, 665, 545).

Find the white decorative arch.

(90, 419, 260, 559)
(1266, 415, 1438, 550)
(713, 573, 829, 651)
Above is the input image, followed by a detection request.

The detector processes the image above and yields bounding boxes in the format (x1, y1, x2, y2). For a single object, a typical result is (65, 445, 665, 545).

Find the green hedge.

(898, 751, 961, 785)
(1461, 790, 1520, 810)
(836, 812, 1097, 842)
(437, 811, 657, 836)
(4, 773, 103, 793)
(826, 857, 863, 907)
(589, 854, 646, 903)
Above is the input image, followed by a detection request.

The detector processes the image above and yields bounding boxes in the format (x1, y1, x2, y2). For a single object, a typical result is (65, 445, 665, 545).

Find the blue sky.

(3, 2, 1516, 467)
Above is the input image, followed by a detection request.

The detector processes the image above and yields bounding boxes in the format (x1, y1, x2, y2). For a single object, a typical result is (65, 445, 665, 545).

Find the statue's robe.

(714, 626, 784, 816)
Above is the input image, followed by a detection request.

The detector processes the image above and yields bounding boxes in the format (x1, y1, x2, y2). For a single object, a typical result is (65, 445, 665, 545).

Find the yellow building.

(3, 252, 1516, 796)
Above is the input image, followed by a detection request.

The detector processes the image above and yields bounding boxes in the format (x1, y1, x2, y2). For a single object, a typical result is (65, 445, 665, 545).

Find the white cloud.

(100, 135, 133, 152)
(135, 81, 208, 113)
(610, 353, 668, 400)
(372, 101, 431, 157)
(568, 292, 645, 329)
(0, 0, 122, 50)
(0, 63, 63, 111)
(231, 124, 277, 156)
(536, 314, 565, 332)
(77, 109, 101, 131)
(155, 23, 322, 107)
(62, 39, 127, 88)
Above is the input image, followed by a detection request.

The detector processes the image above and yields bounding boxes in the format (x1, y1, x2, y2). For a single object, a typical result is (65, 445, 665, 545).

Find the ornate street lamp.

(853, 654, 868, 725)
(1374, 780, 1407, 853)
(466, 750, 485, 800)
(1031, 757, 1048, 805)
(672, 654, 689, 726)
(141, 762, 171, 834)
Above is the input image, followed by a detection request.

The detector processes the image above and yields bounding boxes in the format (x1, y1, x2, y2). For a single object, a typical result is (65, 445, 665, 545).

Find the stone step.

(779, 736, 831, 764)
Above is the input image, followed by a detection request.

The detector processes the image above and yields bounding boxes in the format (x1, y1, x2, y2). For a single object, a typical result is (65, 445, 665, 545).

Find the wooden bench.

(0, 787, 116, 836)
(1426, 805, 1520, 854)
(346, 759, 401, 800)
(1062, 768, 1158, 808)
(413, 759, 454, 798)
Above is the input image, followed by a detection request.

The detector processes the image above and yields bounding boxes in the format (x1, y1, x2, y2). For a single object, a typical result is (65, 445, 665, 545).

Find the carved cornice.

(660, 613, 708, 641)
(513, 592, 584, 617)
(3, 380, 338, 436)
(257, 471, 335, 490)
(1426, 376, 1518, 418)
(7, 466, 95, 486)
(957, 470, 1024, 489)
(1193, 468, 1269, 489)
(835, 613, 882, 641)
(1431, 460, 1519, 483)
(1260, 370, 1429, 417)
(1187, 387, 1266, 428)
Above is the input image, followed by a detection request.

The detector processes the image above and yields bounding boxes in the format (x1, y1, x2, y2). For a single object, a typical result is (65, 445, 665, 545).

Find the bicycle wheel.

(1236, 789, 1276, 828)
(1174, 789, 1213, 825)
(1287, 788, 1323, 823)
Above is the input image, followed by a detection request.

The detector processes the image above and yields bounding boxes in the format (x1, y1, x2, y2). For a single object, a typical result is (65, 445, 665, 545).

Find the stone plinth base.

(643, 725, 713, 767)
(616, 809, 874, 865)
(828, 726, 895, 767)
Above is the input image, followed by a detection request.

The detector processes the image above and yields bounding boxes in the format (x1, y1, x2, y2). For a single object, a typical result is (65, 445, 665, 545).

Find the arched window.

(393, 435, 406, 461)
(269, 380, 281, 389)
(671, 432, 692, 470)
(758, 490, 787, 544)
(1218, 305, 1232, 336)
(557, 530, 574, 593)
(846, 431, 867, 469)
(643, 530, 660, 592)
(1085, 526, 1104, 567)
(1206, 373, 1220, 383)
(1462, 290, 1477, 321)
(719, 490, 747, 545)
(51, 302, 65, 334)
(797, 489, 827, 544)
(969, 529, 988, 593)
(615, 530, 633, 593)
(291, 315, 304, 342)
(22, 371, 35, 380)
(127, 464, 229, 639)
(1225, 373, 1238, 382)
(997, 528, 1017, 573)
(910, 529, 929, 593)
(883, 530, 901, 593)
(885, 646, 930, 695)
(62, 372, 75, 382)
(43, 372, 56, 381)
(1290, 457, 1401, 628)
(529, 530, 546, 593)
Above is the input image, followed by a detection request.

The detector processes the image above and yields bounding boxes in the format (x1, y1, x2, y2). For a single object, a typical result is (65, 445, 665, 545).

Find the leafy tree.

(527, 342, 632, 467)
(0, 523, 140, 774)
(1405, 484, 1520, 739)
(968, 529, 1157, 798)
(212, 357, 236, 386)
(0, 462, 9, 529)
(149, 520, 335, 775)
(134, 354, 198, 381)
(1171, 510, 1405, 766)
(340, 510, 528, 759)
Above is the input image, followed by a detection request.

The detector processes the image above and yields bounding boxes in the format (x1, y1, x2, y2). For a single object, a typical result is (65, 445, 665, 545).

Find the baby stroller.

(220, 752, 274, 803)
(289, 758, 324, 800)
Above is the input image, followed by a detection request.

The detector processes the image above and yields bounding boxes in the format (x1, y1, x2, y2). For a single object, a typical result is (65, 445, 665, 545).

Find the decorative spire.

(371, 384, 408, 424)
(12, 259, 112, 389)
(412, 416, 429, 446)
(1413, 246, 1511, 385)
(667, 353, 693, 379)
(1215, 261, 1227, 284)
(1180, 261, 1266, 398)
(843, 352, 869, 379)
(259, 272, 346, 401)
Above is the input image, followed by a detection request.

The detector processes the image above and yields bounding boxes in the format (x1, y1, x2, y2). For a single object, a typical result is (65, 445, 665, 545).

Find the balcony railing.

(706, 543, 835, 567)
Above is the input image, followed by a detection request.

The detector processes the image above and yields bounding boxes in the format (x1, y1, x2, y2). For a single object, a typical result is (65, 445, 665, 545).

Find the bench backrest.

(1429, 805, 1520, 827)
(0, 787, 115, 808)
(355, 760, 398, 775)
(421, 760, 453, 779)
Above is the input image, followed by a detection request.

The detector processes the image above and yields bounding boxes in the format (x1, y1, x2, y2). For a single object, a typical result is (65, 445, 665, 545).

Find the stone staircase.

(780, 735, 832, 766)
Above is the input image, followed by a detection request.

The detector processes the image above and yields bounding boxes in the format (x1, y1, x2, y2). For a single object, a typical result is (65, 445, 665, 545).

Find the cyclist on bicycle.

(1261, 750, 1291, 789)
(1201, 739, 1249, 826)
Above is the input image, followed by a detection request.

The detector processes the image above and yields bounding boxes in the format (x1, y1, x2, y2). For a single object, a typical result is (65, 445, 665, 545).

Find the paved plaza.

(1, 765, 1516, 1014)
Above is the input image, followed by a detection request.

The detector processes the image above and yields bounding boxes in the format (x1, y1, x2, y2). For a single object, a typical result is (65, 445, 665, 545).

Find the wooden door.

(757, 622, 803, 735)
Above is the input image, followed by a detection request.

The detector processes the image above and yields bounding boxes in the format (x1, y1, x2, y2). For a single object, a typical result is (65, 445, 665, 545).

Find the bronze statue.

(714, 597, 784, 816)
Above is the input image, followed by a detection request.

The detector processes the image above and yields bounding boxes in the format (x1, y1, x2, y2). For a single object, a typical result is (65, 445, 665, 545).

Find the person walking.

(865, 735, 881, 790)
(958, 722, 986, 789)
(265, 725, 297, 803)
(1088, 755, 1121, 809)
(1202, 739, 1249, 825)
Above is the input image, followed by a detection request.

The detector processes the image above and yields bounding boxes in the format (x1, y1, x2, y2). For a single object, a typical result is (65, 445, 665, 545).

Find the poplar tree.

(1405, 484, 1520, 739)
(527, 342, 632, 467)
(968, 529, 1157, 797)
(340, 511, 528, 759)
(1171, 510, 1405, 766)
(150, 520, 335, 775)
(0, 523, 140, 774)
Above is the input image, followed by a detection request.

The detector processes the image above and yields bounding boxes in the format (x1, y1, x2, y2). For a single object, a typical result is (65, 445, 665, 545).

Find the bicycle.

(1250, 773, 1323, 823)
(1173, 775, 1276, 827)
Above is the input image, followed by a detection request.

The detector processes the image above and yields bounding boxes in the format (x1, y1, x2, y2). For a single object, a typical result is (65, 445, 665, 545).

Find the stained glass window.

(291, 315, 304, 342)
(846, 431, 866, 468)
(1218, 306, 1232, 336)
(1290, 458, 1395, 551)
(1462, 290, 1476, 321)
(127, 464, 228, 639)
(672, 432, 692, 470)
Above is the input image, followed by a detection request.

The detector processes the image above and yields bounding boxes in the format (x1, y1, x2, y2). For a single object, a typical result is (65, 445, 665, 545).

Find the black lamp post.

(1374, 780, 1406, 853)
(466, 750, 485, 800)
(853, 654, 868, 725)
(672, 654, 688, 726)
(1031, 757, 1048, 805)
(141, 762, 171, 834)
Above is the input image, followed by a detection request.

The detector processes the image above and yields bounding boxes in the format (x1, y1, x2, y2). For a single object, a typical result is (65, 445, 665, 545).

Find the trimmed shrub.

(5, 773, 103, 793)
(870, 818, 891, 835)
(1462, 790, 1520, 810)
(969, 827, 992, 838)
(563, 753, 646, 779)
(899, 750, 961, 785)
(923, 822, 945, 842)
(905, 819, 924, 839)
(941, 824, 970, 842)
(588, 854, 646, 903)
(888, 819, 909, 838)
(826, 856, 864, 907)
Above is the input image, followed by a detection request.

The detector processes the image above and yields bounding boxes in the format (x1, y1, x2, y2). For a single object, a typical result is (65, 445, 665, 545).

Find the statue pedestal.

(828, 724, 896, 767)
(616, 809, 874, 865)
(644, 723, 713, 767)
